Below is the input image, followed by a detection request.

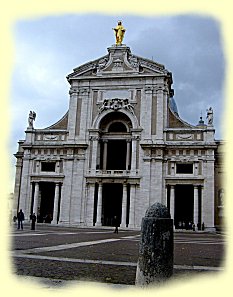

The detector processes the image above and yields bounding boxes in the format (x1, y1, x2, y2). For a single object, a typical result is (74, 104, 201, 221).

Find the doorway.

(38, 182, 55, 223)
(174, 185, 194, 229)
(102, 183, 123, 226)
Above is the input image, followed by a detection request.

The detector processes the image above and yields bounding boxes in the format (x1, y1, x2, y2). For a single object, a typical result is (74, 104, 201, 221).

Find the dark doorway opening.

(174, 185, 194, 229)
(38, 182, 55, 223)
(102, 183, 123, 226)
(107, 140, 127, 170)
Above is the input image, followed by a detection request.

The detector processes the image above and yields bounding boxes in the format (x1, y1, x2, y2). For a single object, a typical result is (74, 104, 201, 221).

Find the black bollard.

(135, 203, 173, 286)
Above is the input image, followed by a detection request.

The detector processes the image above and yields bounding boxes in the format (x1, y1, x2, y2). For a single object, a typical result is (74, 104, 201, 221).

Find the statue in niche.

(113, 21, 126, 45)
(28, 110, 36, 128)
(206, 107, 213, 125)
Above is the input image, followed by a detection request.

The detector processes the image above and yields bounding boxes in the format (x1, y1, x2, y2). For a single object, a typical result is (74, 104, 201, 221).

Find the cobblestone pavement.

(10, 223, 225, 287)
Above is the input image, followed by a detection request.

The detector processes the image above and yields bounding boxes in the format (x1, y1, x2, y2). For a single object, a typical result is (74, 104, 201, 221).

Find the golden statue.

(113, 21, 126, 45)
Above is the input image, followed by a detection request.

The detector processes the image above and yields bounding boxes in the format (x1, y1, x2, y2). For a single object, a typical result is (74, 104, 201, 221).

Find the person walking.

(113, 215, 119, 234)
(17, 209, 24, 230)
(31, 213, 37, 230)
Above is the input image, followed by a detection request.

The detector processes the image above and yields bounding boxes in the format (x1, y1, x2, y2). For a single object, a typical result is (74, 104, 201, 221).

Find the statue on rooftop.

(113, 21, 126, 45)
(28, 110, 36, 128)
(206, 107, 213, 125)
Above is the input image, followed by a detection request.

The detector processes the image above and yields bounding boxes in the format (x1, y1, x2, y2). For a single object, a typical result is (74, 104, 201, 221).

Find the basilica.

(13, 37, 224, 231)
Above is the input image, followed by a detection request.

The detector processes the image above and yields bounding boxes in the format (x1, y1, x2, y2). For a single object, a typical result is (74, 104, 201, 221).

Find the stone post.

(135, 202, 173, 286)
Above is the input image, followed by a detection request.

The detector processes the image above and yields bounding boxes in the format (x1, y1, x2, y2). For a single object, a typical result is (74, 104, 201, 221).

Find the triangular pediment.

(67, 45, 169, 81)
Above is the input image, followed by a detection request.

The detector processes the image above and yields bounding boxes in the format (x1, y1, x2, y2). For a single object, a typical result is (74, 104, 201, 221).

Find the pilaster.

(67, 87, 78, 140)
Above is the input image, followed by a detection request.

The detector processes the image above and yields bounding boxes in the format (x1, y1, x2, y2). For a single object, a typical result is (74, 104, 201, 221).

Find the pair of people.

(17, 209, 37, 230)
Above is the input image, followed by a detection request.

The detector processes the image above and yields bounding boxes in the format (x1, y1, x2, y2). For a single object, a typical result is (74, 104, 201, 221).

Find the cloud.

(10, 14, 225, 171)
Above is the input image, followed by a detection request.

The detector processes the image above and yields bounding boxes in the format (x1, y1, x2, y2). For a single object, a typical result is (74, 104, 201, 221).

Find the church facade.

(13, 44, 224, 231)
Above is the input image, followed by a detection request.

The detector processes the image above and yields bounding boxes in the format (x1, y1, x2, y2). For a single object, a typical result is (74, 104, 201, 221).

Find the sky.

(9, 13, 225, 188)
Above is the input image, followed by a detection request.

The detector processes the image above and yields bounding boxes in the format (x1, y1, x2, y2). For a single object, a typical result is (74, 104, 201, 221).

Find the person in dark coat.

(113, 216, 119, 234)
(31, 213, 37, 230)
(17, 209, 24, 230)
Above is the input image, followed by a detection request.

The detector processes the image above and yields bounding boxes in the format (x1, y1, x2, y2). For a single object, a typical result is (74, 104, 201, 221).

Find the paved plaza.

(10, 223, 225, 287)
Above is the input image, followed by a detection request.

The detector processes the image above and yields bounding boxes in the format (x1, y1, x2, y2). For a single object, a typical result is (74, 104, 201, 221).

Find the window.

(176, 163, 193, 174)
(108, 122, 127, 132)
(41, 162, 56, 172)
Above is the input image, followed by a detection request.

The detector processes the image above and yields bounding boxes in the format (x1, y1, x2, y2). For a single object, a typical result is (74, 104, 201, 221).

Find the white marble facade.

(13, 44, 220, 231)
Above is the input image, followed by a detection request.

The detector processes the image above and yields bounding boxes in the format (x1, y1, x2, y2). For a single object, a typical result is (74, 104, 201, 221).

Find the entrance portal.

(38, 182, 55, 223)
(175, 185, 194, 229)
(102, 183, 123, 226)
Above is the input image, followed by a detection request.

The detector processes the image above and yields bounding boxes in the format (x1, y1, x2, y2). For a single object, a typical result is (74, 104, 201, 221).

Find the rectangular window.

(41, 162, 56, 172)
(176, 163, 193, 174)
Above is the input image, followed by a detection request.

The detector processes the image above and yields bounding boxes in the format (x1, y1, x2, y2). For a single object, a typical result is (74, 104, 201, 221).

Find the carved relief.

(128, 55, 139, 69)
(44, 135, 58, 140)
(113, 58, 123, 68)
(97, 57, 109, 71)
(176, 134, 194, 140)
(98, 98, 135, 114)
(69, 87, 78, 95)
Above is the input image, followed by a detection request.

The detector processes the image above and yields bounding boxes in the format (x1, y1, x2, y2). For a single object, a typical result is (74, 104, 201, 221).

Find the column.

(126, 140, 131, 170)
(27, 183, 33, 217)
(131, 137, 137, 172)
(33, 182, 39, 215)
(120, 183, 127, 228)
(103, 140, 108, 170)
(201, 185, 204, 228)
(165, 185, 169, 208)
(52, 183, 60, 224)
(129, 184, 136, 227)
(96, 183, 103, 226)
(193, 185, 199, 227)
(170, 185, 175, 224)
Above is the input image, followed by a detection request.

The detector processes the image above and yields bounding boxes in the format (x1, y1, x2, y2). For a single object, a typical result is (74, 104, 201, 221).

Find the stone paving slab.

(11, 225, 225, 286)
